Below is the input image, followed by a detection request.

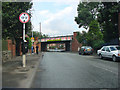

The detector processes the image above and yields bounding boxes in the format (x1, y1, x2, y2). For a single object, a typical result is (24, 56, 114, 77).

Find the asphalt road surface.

(31, 52, 119, 88)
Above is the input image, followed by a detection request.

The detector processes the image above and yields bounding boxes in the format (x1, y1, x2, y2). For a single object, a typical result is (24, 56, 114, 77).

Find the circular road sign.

(19, 12, 30, 23)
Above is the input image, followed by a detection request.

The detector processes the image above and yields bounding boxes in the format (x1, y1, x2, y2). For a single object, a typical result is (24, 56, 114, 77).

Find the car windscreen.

(85, 47, 92, 49)
(116, 46, 120, 50)
(110, 47, 117, 51)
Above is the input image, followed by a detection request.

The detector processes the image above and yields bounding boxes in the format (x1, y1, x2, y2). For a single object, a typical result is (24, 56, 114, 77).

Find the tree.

(75, 2, 100, 29)
(26, 37, 32, 49)
(87, 20, 104, 49)
(2, 2, 33, 41)
(97, 2, 120, 42)
(76, 31, 88, 45)
(75, 1, 120, 45)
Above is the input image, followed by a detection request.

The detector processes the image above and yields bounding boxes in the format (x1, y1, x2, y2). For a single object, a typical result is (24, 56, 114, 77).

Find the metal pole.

(32, 28, 33, 45)
(23, 23, 26, 67)
(40, 22, 41, 51)
(40, 22, 41, 39)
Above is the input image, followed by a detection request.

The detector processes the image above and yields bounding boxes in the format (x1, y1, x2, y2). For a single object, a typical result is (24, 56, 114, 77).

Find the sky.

(31, 0, 86, 37)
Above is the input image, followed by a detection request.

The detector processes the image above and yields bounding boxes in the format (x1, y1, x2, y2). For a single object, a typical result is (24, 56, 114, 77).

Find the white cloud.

(43, 6, 73, 24)
(40, 6, 76, 36)
(31, 1, 82, 37)
(38, 10, 49, 15)
(32, 0, 80, 3)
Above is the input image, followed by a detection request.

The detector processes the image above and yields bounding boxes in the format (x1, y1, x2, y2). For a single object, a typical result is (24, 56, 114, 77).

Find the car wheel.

(112, 55, 117, 62)
(99, 54, 103, 59)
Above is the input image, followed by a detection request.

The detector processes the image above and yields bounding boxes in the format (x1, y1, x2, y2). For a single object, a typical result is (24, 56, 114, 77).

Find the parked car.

(97, 45, 120, 61)
(79, 46, 93, 55)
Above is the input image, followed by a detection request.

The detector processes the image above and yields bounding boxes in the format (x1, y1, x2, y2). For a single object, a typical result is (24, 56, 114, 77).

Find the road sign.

(31, 37, 34, 40)
(19, 12, 30, 23)
(31, 37, 34, 42)
(19, 12, 30, 68)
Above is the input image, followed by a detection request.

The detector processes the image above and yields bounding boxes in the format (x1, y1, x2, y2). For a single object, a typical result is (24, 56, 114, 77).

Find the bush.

(92, 40, 104, 50)
(26, 37, 32, 49)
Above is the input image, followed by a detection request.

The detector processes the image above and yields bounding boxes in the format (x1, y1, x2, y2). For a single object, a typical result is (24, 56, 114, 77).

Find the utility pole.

(40, 22, 41, 51)
(32, 25, 34, 45)
(40, 22, 41, 36)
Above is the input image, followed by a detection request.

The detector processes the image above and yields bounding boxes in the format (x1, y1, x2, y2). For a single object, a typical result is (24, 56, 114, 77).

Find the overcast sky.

(31, 0, 86, 37)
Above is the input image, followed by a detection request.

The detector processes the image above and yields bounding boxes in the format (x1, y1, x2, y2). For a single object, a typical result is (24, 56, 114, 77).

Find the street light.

(40, 22, 41, 52)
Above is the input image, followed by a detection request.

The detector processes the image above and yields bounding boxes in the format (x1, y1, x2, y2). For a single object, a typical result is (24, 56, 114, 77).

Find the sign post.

(19, 12, 30, 67)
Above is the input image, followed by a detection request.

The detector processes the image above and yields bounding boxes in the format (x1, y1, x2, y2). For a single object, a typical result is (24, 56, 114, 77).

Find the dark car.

(79, 46, 93, 55)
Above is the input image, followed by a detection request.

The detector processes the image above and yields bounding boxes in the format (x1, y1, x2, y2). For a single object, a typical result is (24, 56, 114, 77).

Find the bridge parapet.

(40, 36, 73, 42)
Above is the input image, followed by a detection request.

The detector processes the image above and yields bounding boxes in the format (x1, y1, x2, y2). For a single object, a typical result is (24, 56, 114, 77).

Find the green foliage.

(2, 2, 33, 41)
(76, 20, 104, 49)
(87, 20, 104, 48)
(2, 40, 8, 51)
(47, 39, 61, 42)
(26, 37, 32, 49)
(97, 2, 120, 42)
(75, 2, 120, 44)
(75, 2, 100, 29)
(76, 31, 88, 45)
(42, 34, 49, 38)
(92, 40, 104, 49)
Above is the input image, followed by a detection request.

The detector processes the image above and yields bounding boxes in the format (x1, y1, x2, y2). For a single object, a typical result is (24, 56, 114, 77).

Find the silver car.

(79, 46, 93, 55)
(97, 45, 120, 61)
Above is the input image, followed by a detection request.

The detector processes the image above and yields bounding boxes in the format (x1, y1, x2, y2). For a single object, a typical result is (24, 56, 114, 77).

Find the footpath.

(2, 52, 43, 88)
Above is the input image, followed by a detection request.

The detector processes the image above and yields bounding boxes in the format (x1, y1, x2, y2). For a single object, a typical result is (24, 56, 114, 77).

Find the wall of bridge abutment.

(71, 32, 82, 52)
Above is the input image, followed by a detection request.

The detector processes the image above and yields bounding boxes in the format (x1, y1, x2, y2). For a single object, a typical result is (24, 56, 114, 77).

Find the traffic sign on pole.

(31, 37, 34, 42)
(19, 12, 30, 67)
(19, 12, 30, 23)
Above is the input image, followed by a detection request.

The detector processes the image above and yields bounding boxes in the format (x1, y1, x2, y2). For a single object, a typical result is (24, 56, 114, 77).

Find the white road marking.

(92, 64, 118, 75)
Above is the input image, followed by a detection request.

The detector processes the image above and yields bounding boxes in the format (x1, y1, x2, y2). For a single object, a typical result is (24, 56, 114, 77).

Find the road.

(31, 52, 119, 88)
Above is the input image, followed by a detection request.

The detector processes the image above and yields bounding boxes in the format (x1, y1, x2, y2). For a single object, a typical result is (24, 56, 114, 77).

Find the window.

(110, 47, 117, 51)
(116, 46, 120, 50)
(106, 47, 110, 52)
(102, 47, 106, 51)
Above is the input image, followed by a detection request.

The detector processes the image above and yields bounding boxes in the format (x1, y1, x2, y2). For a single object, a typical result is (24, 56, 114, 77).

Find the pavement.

(2, 52, 43, 88)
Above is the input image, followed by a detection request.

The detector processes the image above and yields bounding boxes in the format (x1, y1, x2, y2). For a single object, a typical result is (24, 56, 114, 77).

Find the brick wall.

(7, 40, 12, 51)
(71, 32, 82, 52)
(38, 43, 41, 52)
(2, 39, 16, 61)
(19, 42, 22, 55)
(12, 44, 16, 57)
(7, 39, 16, 57)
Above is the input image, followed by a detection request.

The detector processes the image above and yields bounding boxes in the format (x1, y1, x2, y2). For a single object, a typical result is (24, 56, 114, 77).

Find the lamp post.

(40, 22, 41, 52)
(32, 25, 34, 45)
